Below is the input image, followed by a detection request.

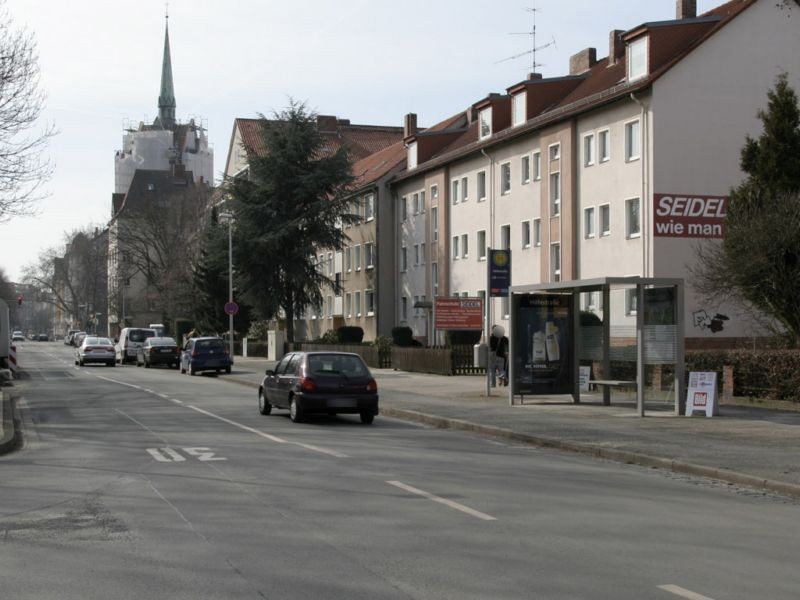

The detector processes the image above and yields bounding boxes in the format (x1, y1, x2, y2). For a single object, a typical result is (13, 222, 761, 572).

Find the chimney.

(676, 0, 697, 19)
(404, 113, 418, 138)
(569, 47, 597, 75)
(608, 30, 625, 66)
(316, 115, 338, 133)
(528, 72, 543, 81)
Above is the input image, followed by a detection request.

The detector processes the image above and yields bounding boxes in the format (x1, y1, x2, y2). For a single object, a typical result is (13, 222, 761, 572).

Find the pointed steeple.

(157, 14, 176, 129)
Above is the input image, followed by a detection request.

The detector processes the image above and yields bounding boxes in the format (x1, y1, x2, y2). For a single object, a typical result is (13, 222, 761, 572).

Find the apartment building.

(392, 0, 800, 347)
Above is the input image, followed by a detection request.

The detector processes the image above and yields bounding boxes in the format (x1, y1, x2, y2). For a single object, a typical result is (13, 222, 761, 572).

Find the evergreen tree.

(225, 101, 355, 342)
(692, 73, 800, 345)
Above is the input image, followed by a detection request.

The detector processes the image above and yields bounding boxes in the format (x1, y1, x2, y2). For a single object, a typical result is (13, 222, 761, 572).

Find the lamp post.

(218, 211, 235, 358)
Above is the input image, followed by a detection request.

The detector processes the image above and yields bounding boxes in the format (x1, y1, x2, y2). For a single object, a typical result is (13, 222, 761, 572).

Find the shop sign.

(434, 297, 483, 330)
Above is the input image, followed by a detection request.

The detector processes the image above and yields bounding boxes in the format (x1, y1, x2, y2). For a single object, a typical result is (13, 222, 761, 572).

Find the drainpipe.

(630, 92, 650, 278)
(481, 148, 495, 398)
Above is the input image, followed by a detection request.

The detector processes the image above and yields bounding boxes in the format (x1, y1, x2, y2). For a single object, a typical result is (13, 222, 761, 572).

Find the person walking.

(497, 333, 509, 386)
(489, 325, 505, 387)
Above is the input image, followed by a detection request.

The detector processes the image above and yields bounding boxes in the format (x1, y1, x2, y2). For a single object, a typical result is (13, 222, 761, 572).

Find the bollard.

(8, 344, 17, 376)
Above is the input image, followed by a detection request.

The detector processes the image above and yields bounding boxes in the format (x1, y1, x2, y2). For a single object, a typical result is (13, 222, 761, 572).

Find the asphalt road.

(2, 342, 799, 599)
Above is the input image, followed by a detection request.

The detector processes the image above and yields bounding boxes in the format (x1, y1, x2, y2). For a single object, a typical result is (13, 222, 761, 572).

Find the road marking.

(387, 480, 497, 521)
(97, 376, 142, 390)
(658, 585, 716, 600)
(147, 447, 186, 462)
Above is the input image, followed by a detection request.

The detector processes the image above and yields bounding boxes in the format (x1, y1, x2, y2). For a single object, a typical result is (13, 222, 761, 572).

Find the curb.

(218, 374, 800, 500)
(0, 389, 22, 456)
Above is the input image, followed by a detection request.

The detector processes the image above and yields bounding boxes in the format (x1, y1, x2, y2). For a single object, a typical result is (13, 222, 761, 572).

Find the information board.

(686, 371, 718, 417)
(434, 297, 483, 330)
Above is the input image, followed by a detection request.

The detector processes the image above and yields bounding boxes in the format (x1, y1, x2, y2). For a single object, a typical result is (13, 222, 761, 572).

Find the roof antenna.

(495, 2, 557, 76)
(165, 0, 169, 20)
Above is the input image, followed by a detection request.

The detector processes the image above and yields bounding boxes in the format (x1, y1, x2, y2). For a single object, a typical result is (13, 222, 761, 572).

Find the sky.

(0, 0, 723, 282)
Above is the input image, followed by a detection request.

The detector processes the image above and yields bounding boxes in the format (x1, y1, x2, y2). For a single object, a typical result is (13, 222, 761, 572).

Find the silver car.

(75, 336, 116, 367)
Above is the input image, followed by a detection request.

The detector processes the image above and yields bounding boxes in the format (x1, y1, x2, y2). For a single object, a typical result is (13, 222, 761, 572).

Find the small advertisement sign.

(434, 297, 483, 330)
(653, 194, 728, 239)
(489, 249, 511, 297)
(686, 371, 718, 417)
(579, 366, 591, 392)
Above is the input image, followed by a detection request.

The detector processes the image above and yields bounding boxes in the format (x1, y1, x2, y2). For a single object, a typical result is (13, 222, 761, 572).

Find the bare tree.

(0, 1, 56, 222)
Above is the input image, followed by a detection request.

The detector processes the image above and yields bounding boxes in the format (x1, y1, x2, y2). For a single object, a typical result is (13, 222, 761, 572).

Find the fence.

(290, 343, 390, 369)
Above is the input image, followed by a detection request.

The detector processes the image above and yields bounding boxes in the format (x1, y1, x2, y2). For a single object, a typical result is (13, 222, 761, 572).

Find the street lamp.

(218, 211, 235, 358)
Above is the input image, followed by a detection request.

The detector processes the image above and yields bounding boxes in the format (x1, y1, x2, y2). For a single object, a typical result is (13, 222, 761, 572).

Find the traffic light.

(17, 295, 22, 306)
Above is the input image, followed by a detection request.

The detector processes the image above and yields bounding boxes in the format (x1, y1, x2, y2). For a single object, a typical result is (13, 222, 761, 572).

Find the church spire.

(157, 12, 176, 129)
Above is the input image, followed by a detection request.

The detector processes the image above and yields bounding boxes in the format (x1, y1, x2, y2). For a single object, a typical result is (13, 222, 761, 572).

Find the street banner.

(489, 249, 511, 297)
(434, 297, 483, 330)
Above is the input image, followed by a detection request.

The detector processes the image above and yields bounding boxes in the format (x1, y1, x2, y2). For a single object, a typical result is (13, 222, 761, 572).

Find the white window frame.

(407, 142, 417, 169)
(420, 190, 426, 213)
(626, 197, 641, 239)
(479, 107, 492, 139)
(365, 289, 375, 317)
(354, 245, 362, 271)
(365, 194, 375, 221)
(551, 243, 561, 282)
(512, 91, 526, 127)
(452, 235, 459, 260)
(431, 184, 438, 203)
(345, 293, 352, 317)
(626, 288, 638, 316)
(625, 119, 641, 162)
(412, 192, 420, 215)
(583, 133, 595, 167)
(421, 242, 426, 265)
(400, 246, 407, 271)
(598, 129, 611, 162)
(431, 262, 439, 297)
(533, 218, 542, 247)
(627, 36, 648, 82)
(584, 206, 596, 239)
(500, 224, 511, 250)
(500, 162, 511, 195)
(548, 142, 560, 161)
(477, 171, 486, 201)
(414, 243, 420, 267)
(521, 220, 531, 248)
(365, 242, 375, 269)
(452, 179, 459, 205)
(431, 207, 438, 242)
(533, 151, 541, 181)
(461, 176, 468, 202)
(521, 155, 530, 184)
(501, 296, 510, 320)
(600, 204, 611, 236)
(355, 291, 362, 317)
(401, 196, 408, 221)
(461, 233, 469, 259)
(477, 229, 487, 260)
(345, 246, 352, 272)
(550, 171, 561, 216)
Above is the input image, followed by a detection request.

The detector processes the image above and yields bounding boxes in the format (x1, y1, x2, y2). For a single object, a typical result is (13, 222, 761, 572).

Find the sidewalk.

(225, 356, 800, 498)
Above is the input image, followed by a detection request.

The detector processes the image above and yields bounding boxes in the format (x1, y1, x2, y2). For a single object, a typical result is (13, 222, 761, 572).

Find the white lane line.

(658, 585, 716, 600)
(387, 480, 497, 521)
(96, 375, 142, 390)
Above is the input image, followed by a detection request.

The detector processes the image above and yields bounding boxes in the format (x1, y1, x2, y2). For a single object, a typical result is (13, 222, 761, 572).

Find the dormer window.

(627, 36, 648, 81)
(512, 92, 526, 127)
(407, 141, 418, 169)
(479, 108, 492, 140)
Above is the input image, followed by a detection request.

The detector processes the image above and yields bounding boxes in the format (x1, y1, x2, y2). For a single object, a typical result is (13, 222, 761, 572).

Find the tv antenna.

(495, 4, 557, 75)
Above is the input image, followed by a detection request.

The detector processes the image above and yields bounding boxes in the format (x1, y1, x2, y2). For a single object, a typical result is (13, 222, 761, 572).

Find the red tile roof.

(350, 140, 407, 190)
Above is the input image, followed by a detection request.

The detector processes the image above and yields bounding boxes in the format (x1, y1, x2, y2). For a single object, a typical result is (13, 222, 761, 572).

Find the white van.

(116, 327, 157, 364)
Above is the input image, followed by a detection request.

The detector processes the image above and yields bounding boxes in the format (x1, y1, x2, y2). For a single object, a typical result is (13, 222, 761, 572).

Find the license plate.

(328, 398, 357, 408)
(159, 348, 172, 353)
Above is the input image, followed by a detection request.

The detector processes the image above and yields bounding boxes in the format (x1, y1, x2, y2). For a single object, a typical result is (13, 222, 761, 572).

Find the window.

(414, 244, 420, 266)
(327, 252, 333, 276)
(512, 91, 526, 126)
(479, 107, 492, 139)
(585, 207, 595, 238)
(420, 190, 426, 213)
(431, 185, 438, 203)
(500, 224, 511, 250)
(452, 179, 459, 205)
(625, 120, 641, 161)
(365, 194, 375, 221)
(551, 243, 561, 282)
(461, 233, 469, 259)
(549, 143, 560, 161)
(355, 291, 362, 317)
(584, 292, 598, 311)
(501, 296, 509, 319)
(420, 242, 426, 264)
(627, 36, 648, 81)
(401, 196, 408, 221)
(521, 155, 530, 184)
(354, 245, 362, 271)
(327, 295, 333, 318)
(478, 290, 486, 306)
(400, 246, 407, 271)
(365, 242, 375, 269)
(401, 296, 408, 321)
(477, 230, 487, 260)
(521, 221, 531, 248)
(533, 218, 542, 247)
(365, 290, 375, 316)
(461, 176, 468, 202)
(431, 262, 439, 297)
(345, 247, 352, 272)
(431, 207, 438, 242)
(477, 171, 486, 201)
(600, 204, 611, 235)
(626, 288, 639, 315)
(584, 133, 595, 167)
(599, 129, 610, 162)
(550, 172, 561, 216)
(407, 142, 417, 169)
(413, 193, 420, 215)
(500, 163, 511, 194)
(533, 151, 541, 181)
(452, 235, 459, 260)
(345, 293, 352, 317)
(626, 198, 641, 238)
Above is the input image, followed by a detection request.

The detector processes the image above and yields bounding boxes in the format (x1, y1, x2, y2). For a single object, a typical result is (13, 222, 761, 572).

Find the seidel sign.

(653, 194, 728, 238)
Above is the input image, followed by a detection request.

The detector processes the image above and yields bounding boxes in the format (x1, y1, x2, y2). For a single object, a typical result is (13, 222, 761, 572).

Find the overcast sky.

(0, 0, 723, 281)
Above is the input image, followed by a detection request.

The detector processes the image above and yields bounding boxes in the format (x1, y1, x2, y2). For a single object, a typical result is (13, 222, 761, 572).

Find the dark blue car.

(180, 337, 232, 375)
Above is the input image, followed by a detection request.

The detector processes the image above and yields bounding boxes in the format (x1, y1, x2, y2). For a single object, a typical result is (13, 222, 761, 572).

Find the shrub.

(320, 329, 339, 344)
(392, 326, 416, 347)
(337, 326, 364, 344)
(446, 330, 482, 346)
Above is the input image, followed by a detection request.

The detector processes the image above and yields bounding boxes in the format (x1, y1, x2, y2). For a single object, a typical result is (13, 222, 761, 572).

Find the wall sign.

(653, 194, 728, 238)
(434, 297, 483, 330)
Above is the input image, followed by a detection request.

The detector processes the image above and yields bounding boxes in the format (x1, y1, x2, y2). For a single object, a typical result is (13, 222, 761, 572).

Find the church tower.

(157, 18, 176, 129)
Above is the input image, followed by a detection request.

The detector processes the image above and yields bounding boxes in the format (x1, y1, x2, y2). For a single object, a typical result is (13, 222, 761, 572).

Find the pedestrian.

(497, 333, 509, 386)
(489, 325, 505, 387)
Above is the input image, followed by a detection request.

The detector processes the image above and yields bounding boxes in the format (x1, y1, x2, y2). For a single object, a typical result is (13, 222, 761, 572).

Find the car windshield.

(149, 337, 176, 346)
(307, 354, 369, 377)
(197, 339, 225, 350)
(85, 337, 112, 346)
(129, 329, 155, 342)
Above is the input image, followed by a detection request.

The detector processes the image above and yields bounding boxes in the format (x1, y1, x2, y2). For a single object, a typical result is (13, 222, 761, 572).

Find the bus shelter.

(508, 277, 685, 416)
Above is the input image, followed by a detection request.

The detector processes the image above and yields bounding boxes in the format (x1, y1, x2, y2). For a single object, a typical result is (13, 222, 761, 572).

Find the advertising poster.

(513, 294, 573, 394)
(434, 297, 483, 330)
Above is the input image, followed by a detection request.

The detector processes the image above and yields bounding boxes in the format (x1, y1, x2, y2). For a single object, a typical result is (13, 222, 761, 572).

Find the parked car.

(11, 331, 25, 342)
(75, 336, 116, 366)
(37, 333, 49, 341)
(115, 327, 157, 364)
(72, 331, 87, 347)
(136, 337, 180, 369)
(180, 337, 232, 375)
(64, 329, 80, 345)
(258, 351, 379, 424)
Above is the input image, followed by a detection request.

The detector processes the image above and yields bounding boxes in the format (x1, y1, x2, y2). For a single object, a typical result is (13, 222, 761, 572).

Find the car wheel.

(189, 365, 196, 376)
(258, 390, 272, 415)
(74, 359, 79, 366)
(108, 362, 115, 367)
(225, 366, 231, 374)
(78, 359, 84, 367)
(289, 397, 302, 423)
(144, 361, 150, 368)
(360, 412, 375, 425)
